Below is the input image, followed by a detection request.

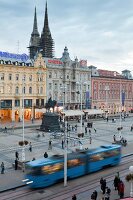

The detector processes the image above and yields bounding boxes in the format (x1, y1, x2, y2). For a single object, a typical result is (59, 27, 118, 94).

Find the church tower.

(40, 1, 54, 58)
(28, 7, 40, 60)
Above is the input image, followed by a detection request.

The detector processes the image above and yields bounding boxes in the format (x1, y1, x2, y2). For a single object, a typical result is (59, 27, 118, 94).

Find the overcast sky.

(0, 0, 133, 73)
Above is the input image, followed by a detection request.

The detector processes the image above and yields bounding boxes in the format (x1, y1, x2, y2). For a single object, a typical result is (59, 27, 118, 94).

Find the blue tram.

(24, 144, 121, 188)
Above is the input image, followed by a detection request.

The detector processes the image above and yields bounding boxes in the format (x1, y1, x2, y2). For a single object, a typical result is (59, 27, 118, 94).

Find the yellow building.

(0, 52, 47, 122)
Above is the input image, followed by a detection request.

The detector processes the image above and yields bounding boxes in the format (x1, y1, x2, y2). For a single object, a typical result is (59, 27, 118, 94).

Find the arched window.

(23, 87, 26, 94)
(15, 86, 19, 94)
(40, 87, 43, 94)
(29, 87, 32, 94)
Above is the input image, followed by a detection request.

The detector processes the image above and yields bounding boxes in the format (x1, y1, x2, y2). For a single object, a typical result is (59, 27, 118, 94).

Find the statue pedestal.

(40, 112, 60, 132)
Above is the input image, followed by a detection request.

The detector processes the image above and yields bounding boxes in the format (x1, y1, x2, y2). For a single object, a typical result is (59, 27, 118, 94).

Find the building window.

(15, 100, 20, 107)
(29, 75, 32, 81)
(9, 74, 12, 80)
(49, 83, 52, 90)
(0, 73, 4, 80)
(67, 75, 69, 79)
(54, 83, 57, 90)
(16, 74, 19, 81)
(49, 72, 52, 78)
(15, 86, 19, 94)
(40, 87, 43, 94)
(29, 87, 32, 94)
(23, 87, 26, 94)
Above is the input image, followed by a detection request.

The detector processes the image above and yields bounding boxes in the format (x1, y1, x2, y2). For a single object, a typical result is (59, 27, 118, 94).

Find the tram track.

(0, 154, 133, 200)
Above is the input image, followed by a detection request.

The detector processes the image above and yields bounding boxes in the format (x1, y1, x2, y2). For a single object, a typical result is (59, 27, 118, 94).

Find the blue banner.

(86, 91, 90, 109)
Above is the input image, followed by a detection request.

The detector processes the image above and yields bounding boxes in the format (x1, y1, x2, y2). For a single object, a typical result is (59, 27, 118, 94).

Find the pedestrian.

(72, 194, 77, 200)
(44, 152, 48, 158)
(113, 175, 120, 190)
(113, 135, 116, 142)
(100, 177, 104, 191)
(29, 142, 32, 152)
(118, 180, 125, 199)
(93, 190, 98, 200)
(94, 128, 96, 133)
(105, 187, 111, 200)
(1, 162, 5, 174)
(15, 151, 19, 160)
(91, 192, 95, 200)
(89, 136, 92, 144)
(48, 140, 52, 150)
(89, 129, 91, 134)
(15, 159, 18, 170)
(102, 179, 106, 194)
(106, 117, 108, 122)
(85, 126, 87, 134)
(4, 126, 7, 133)
(31, 118, 34, 124)
(62, 140, 64, 149)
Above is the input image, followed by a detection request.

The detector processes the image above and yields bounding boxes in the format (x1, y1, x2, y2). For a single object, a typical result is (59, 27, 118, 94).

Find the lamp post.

(105, 85, 109, 119)
(77, 79, 86, 134)
(129, 166, 133, 197)
(119, 78, 122, 139)
(64, 119, 67, 186)
(22, 78, 25, 171)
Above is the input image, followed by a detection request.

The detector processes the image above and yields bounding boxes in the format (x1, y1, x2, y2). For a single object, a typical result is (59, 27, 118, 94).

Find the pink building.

(89, 66, 133, 114)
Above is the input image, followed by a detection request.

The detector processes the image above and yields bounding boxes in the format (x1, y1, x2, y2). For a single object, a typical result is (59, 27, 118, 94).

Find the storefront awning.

(61, 110, 84, 117)
(83, 109, 104, 115)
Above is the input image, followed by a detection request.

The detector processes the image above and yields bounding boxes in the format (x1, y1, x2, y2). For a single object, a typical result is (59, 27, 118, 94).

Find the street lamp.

(77, 80, 86, 134)
(22, 78, 25, 171)
(105, 85, 109, 119)
(129, 166, 133, 197)
(119, 78, 122, 139)
(64, 119, 67, 186)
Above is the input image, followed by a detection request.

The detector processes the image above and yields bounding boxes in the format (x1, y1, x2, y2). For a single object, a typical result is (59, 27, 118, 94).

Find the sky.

(0, 0, 133, 73)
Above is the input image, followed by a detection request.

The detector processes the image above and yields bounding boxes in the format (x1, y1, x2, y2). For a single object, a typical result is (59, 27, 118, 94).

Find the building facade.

(90, 66, 133, 113)
(45, 47, 91, 110)
(0, 52, 47, 122)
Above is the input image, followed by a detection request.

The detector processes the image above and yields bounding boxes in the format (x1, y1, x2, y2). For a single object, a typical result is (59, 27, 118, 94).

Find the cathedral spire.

(28, 7, 40, 60)
(32, 7, 39, 35)
(40, 1, 54, 58)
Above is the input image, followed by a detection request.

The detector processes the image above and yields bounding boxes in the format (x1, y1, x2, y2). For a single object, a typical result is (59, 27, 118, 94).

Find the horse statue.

(45, 97, 57, 112)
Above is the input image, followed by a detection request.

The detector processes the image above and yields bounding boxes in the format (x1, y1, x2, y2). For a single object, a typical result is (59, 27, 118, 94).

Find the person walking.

(100, 177, 104, 192)
(48, 140, 52, 150)
(113, 175, 120, 190)
(105, 187, 111, 200)
(119, 181, 125, 199)
(89, 136, 92, 144)
(62, 140, 64, 149)
(15, 159, 18, 170)
(93, 190, 98, 200)
(29, 142, 32, 152)
(15, 151, 19, 160)
(102, 179, 107, 194)
(44, 152, 48, 158)
(94, 128, 97, 133)
(1, 162, 5, 174)
(72, 194, 77, 200)
(113, 135, 116, 142)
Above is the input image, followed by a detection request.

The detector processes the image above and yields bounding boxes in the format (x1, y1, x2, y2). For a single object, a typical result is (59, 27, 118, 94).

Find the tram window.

(42, 163, 63, 174)
(90, 153, 104, 162)
(27, 167, 41, 176)
(67, 158, 84, 168)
